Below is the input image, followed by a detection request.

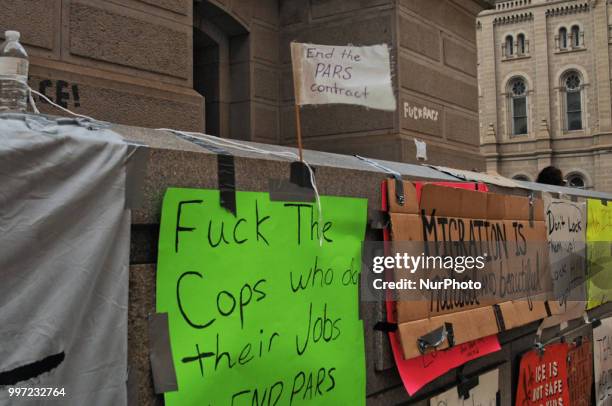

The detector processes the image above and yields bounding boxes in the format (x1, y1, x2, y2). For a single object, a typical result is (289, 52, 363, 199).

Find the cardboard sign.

(290, 42, 396, 111)
(382, 181, 501, 394)
(515, 343, 570, 406)
(429, 368, 499, 406)
(386, 180, 550, 359)
(594, 317, 612, 406)
(567, 338, 593, 406)
(543, 196, 587, 324)
(156, 188, 367, 405)
(385, 295, 500, 395)
(586, 199, 612, 309)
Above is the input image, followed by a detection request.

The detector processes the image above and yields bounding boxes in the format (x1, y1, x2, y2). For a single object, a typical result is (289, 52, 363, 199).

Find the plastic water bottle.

(0, 31, 29, 112)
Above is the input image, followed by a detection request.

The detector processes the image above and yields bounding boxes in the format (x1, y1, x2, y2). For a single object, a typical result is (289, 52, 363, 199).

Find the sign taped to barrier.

(586, 199, 612, 309)
(156, 188, 367, 405)
(384, 180, 551, 359)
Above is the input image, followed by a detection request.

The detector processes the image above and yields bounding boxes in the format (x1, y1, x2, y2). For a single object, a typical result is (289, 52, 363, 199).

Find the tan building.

(2, 0, 489, 169)
(477, 0, 612, 191)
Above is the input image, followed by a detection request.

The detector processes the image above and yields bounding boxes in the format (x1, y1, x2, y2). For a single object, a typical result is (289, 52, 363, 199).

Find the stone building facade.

(2, 0, 489, 169)
(477, 0, 612, 191)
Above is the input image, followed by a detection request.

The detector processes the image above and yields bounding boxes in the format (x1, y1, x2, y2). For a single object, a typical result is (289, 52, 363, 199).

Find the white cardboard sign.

(595, 317, 612, 406)
(290, 42, 396, 111)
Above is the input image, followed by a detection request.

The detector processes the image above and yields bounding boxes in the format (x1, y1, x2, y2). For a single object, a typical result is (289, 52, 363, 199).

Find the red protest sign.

(567, 338, 593, 406)
(515, 343, 570, 406)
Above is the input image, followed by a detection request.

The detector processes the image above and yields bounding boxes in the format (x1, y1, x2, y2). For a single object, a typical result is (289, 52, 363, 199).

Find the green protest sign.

(156, 188, 367, 406)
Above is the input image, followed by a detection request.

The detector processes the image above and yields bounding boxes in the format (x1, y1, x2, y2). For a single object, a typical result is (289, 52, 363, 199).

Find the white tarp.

(290, 42, 396, 111)
(0, 115, 131, 405)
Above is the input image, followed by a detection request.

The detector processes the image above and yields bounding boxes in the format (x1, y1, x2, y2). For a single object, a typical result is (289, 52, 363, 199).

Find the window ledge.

(554, 47, 586, 54)
(562, 129, 586, 136)
(502, 54, 531, 62)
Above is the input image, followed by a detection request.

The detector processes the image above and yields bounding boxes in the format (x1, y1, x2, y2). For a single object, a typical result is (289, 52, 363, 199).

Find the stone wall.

(397, 0, 483, 170)
(0, 0, 204, 131)
(278, 0, 486, 170)
(119, 124, 612, 405)
(279, 0, 396, 154)
(2, 0, 488, 168)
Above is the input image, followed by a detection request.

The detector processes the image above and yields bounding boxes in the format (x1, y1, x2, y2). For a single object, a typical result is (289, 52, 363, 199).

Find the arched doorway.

(193, 2, 249, 139)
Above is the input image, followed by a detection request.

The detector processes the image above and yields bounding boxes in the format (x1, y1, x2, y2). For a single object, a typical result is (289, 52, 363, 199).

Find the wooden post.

(290, 42, 305, 162)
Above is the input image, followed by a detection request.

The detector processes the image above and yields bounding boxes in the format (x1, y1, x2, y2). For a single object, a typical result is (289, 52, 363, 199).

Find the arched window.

(571, 25, 580, 47)
(566, 173, 585, 188)
(564, 72, 582, 131)
(509, 78, 528, 135)
(505, 35, 514, 57)
(559, 27, 568, 49)
(517, 33, 526, 55)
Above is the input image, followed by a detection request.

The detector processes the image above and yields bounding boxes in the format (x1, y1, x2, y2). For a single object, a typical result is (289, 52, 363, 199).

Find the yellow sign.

(586, 199, 612, 309)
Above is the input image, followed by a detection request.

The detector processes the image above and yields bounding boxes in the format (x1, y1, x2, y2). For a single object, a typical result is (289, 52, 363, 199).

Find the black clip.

(528, 192, 535, 227)
(446, 322, 455, 347)
(392, 175, 404, 206)
(456, 366, 478, 400)
(373, 321, 397, 332)
(418, 322, 454, 354)
(534, 342, 546, 356)
(492, 304, 506, 332)
(544, 301, 552, 318)
(574, 335, 583, 347)
(602, 200, 608, 206)
(590, 317, 601, 329)
(290, 161, 314, 189)
(369, 210, 390, 230)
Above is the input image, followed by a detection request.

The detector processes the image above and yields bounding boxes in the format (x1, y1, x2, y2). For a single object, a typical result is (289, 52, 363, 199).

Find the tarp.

(0, 114, 132, 405)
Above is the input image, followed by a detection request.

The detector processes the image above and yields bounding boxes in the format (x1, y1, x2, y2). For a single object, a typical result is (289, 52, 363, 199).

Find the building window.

(564, 72, 582, 131)
(559, 27, 568, 49)
(571, 25, 581, 48)
(517, 33, 526, 55)
(505, 35, 514, 57)
(566, 173, 585, 188)
(510, 78, 528, 135)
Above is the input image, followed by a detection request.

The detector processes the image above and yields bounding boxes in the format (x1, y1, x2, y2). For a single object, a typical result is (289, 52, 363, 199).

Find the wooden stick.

(295, 103, 303, 162)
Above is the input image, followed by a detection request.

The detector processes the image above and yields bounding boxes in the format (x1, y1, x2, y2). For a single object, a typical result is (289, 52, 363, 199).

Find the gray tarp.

(0, 115, 130, 405)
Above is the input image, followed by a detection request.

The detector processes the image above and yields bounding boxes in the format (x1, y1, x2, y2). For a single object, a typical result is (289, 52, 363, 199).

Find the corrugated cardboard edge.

(397, 306, 499, 360)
